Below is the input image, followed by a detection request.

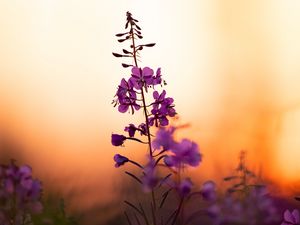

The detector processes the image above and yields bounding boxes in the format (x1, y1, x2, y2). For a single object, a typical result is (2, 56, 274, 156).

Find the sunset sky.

(1, 0, 300, 214)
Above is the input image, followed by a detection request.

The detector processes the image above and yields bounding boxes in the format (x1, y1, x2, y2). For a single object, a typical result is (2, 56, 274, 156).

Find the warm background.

(1, 0, 300, 223)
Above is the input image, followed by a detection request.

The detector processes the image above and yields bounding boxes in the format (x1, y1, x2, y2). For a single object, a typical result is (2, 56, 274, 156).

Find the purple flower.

(281, 209, 300, 225)
(114, 154, 129, 168)
(129, 66, 154, 90)
(148, 109, 169, 127)
(124, 124, 138, 137)
(152, 127, 176, 150)
(142, 158, 157, 192)
(148, 90, 176, 127)
(0, 161, 43, 223)
(164, 139, 201, 168)
(178, 178, 193, 197)
(152, 68, 162, 85)
(115, 78, 141, 114)
(201, 180, 216, 201)
(138, 123, 148, 136)
(111, 134, 127, 146)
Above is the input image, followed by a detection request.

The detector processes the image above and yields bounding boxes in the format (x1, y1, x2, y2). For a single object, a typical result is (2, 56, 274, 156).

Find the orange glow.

(0, 0, 300, 214)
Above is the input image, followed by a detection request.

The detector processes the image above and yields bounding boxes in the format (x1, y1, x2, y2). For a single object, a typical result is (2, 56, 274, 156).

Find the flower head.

(0, 161, 43, 224)
(152, 127, 176, 150)
(141, 158, 157, 192)
(164, 139, 201, 168)
(281, 209, 300, 225)
(114, 154, 129, 168)
(111, 134, 127, 146)
(178, 178, 193, 197)
(114, 78, 140, 114)
(129, 67, 154, 90)
(201, 180, 216, 201)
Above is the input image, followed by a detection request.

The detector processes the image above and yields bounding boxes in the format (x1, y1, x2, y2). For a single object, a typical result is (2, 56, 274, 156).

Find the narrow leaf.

(116, 32, 128, 37)
(122, 63, 133, 68)
(124, 201, 143, 215)
(123, 49, 132, 54)
(143, 43, 156, 47)
(118, 38, 127, 43)
(125, 171, 142, 184)
(125, 211, 133, 225)
(112, 52, 123, 57)
(224, 176, 238, 181)
(134, 213, 142, 225)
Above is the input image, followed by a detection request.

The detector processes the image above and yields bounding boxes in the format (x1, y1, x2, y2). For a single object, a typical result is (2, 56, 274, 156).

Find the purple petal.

(292, 209, 300, 223)
(284, 210, 294, 223)
(142, 67, 154, 77)
(156, 68, 161, 76)
(153, 91, 159, 100)
(118, 104, 129, 113)
(131, 66, 141, 77)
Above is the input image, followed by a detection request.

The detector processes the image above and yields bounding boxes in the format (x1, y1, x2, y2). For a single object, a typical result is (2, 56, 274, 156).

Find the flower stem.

(129, 21, 153, 157)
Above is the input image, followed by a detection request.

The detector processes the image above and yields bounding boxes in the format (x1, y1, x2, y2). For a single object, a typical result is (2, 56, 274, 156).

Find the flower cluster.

(110, 12, 206, 225)
(152, 127, 202, 169)
(0, 161, 43, 224)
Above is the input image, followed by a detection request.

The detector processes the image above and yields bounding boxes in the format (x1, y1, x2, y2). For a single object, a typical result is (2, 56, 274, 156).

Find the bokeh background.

(1, 0, 300, 224)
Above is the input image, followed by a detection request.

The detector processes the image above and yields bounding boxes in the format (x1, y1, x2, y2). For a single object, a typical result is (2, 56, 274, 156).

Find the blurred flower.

(114, 154, 129, 168)
(164, 139, 201, 168)
(201, 180, 216, 201)
(0, 161, 43, 224)
(141, 158, 157, 192)
(152, 127, 176, 150)
(178, 178, 193, 197)
(111, 134, 127, 146)
(208, 186, 279, 225)
(281, 209, 300, 225)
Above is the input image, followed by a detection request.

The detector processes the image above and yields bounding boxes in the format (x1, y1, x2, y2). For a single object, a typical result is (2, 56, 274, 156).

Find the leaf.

(125, 171, 142, 184)
(135, 24, 141, 30)
(123, 49, 132, 54)
(118, 38, 127, 43)
(136, 34, 143, 39)
(160, 188, 172, 208)
(122, 63, 132, 68)
(124, 201, 143, 215)
(112, 52, 123, 57)
(143, 43, 156, 47)
(159, 174, 172, 187)
(224, 176, 238, 181)
(116, 32, 128, 37)
(125, 211, 133, 225)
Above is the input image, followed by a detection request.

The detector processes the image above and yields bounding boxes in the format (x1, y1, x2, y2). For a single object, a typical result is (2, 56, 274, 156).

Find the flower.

(111, 134, 127, 146)
(114, 154, 129, 168)
(148, 90, 176, 127)
(0, 161, 43, 224)
(281, 209, 300, 225)
(201, 180, 216, 201)
(141, 158, 157, 192)
(114, 78, 140, 114)
(129, 66, 154, 90)
(178, 178, 193, 197)
(152, 68, 162, 85)
(152, 127, 176, 150)
(124, 124, 138, 137)
(164, 139, 201, 168)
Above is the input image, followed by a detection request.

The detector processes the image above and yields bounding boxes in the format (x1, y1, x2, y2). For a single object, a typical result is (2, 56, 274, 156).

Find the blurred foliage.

(32, 196, 80, 225)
